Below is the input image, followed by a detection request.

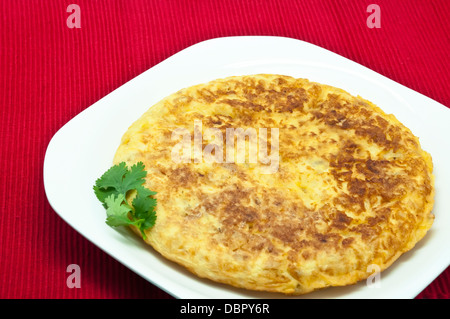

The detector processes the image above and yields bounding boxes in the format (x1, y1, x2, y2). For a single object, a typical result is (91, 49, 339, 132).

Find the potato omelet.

(113, 74, 434, 295)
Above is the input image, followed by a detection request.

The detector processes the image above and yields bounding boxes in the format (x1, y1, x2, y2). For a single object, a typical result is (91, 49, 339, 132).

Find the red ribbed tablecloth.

(1, 0, 448, 299)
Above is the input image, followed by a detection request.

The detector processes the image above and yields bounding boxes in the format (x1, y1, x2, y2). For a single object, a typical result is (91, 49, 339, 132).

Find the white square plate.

(43, 36, 450, 299)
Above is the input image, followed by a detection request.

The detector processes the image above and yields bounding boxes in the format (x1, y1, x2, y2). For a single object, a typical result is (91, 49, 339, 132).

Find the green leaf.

(135, 185, 157, 197)
(104, 194, 135, 227)
(93, 185, 118, 207)
(94, 161, 148, 204)
(120, 162, 147, 194)
(93, 162, 158, 240)
(133, 193, 157, 224)
(95, 162, 128, 191)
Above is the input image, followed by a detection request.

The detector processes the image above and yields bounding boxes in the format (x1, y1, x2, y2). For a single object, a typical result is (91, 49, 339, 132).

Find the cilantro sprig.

(93, 162, 157, 239)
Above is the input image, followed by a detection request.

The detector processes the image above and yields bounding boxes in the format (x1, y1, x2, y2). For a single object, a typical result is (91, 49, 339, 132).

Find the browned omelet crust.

(113, 74, 435, 295)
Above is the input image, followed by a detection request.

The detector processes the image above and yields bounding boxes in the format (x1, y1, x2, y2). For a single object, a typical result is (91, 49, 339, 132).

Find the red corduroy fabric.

(1, 0, 448, 299)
